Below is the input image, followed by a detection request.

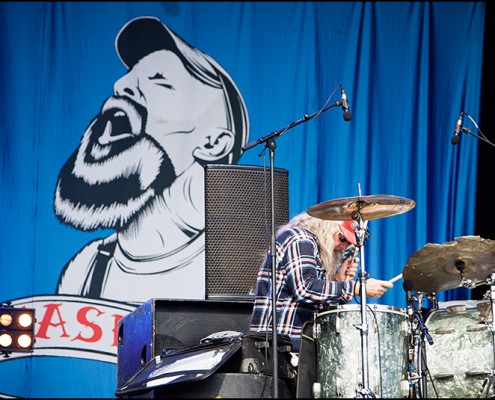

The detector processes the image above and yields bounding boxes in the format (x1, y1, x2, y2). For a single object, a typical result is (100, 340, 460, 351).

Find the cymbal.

(402, 236, 495, 293)
(307, 194, 416, 221)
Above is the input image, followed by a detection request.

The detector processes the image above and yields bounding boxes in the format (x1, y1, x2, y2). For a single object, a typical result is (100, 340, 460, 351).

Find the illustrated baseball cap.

(116, 16, 181, 69)
(338, 220, 357, 245)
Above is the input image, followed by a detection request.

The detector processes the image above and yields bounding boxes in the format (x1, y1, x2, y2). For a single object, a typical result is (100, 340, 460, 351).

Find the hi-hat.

(402, 236, 495, 293)
(307, 194, 416, 221)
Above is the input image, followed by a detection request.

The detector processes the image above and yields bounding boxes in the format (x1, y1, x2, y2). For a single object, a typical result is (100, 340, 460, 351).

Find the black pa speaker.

(116, 298, 254, 397)
(204, 164, 289, 299)
(153, 373, 295, 398)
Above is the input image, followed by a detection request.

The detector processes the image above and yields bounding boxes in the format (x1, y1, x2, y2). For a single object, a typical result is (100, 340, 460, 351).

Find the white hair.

(278, 212, 344, 279)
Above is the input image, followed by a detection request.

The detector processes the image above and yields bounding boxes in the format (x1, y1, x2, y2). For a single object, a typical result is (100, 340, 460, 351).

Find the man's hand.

(355, 278, 393, 297)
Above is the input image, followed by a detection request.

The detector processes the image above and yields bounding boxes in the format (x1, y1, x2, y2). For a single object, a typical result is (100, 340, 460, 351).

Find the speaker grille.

(117, 299, 255, 393)
(204, 164, 289, 298)
(154, 299, 254, 350)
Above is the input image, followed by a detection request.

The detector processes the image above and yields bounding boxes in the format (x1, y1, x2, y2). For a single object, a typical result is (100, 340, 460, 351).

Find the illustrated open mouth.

(98, 110, 134, 145)
(95, 96, 147, 146)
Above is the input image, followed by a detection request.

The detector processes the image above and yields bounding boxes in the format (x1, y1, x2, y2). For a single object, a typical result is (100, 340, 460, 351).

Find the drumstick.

(388, 273, 402, 284)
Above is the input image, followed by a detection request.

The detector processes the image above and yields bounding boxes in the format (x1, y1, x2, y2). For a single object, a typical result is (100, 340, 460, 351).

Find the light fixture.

(0, 304, 36, 356)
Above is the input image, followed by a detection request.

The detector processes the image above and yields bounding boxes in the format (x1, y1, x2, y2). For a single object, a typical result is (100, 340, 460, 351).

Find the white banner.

(1, 295, 138, 364)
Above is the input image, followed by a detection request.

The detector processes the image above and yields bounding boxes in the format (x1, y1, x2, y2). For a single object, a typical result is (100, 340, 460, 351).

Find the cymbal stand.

(351, 202, 374, 398)
(424, 292, 438, 311)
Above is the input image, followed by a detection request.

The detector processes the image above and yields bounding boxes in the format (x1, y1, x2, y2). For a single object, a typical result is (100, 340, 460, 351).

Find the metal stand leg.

(409, 333, 427, 398)
(352, 213, 375, 398)
(406, 290, 432, 398)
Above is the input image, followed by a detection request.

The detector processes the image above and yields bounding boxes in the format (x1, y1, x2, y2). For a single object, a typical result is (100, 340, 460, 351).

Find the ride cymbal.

(307, 194, 416, 221)
(402, 236, 495, 293)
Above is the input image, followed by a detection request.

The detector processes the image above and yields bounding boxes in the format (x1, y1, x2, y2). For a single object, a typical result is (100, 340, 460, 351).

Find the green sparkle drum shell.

(425, 301, 494, 398)
(315, 303, 409, 398)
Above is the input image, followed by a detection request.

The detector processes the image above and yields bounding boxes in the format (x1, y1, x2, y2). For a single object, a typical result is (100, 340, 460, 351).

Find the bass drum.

(314, 303, 410, 398)
(425, 300, 494, 398)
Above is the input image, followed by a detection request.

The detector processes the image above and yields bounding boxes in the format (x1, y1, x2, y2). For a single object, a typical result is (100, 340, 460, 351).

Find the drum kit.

(305, 193, 495, 399)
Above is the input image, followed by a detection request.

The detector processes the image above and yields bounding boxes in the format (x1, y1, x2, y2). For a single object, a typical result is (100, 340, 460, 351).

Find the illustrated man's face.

(112, 49, 231, 175)
(54, 49, 233, 231)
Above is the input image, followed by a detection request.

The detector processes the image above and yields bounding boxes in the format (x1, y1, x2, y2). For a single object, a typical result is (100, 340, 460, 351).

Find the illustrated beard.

(53, 96, 177, 231)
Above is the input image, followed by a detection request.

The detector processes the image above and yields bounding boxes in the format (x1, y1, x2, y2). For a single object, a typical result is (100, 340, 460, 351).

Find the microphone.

(340, 86, 352, 121)
(335, 244, 356, 272)
(403, 279, 415, 310)
(403, 279, 434, 345)
(451, 112, 464, 145)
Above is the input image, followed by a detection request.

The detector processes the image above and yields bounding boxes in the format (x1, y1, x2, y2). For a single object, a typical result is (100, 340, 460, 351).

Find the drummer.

(248, 211, 393, 353)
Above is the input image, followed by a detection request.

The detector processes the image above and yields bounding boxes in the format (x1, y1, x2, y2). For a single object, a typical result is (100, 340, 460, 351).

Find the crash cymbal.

(403, 236, 495, 293)
(307, 194, 416, 221)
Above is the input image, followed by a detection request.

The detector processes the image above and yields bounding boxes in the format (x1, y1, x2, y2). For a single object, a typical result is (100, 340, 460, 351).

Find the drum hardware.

(409, 332, 428, 398)
(403, 281, 432, 399)
(432, 372, 454, 380)
(307, 189, 415, 398)
(467, 324, 490, 332)
(412, 310, 433, 345)
(312, 381, 322, 398)
(433, 327, 455, 334)
(423, 291, 438, 310)
(404, 279, 434, 346)
(478, 300, 491, 322)
(480, 272, 495, 397)
(446, 304, 469, 314)
(482, 374, 495, 399)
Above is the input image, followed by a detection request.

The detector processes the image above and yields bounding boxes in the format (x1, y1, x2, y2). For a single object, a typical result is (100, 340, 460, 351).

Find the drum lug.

(465, 370, 489, 377)
(336, 377, 344, 397)
(314, 322, 321, 340)
(336, 312, 342, 334)
(433, 373, 454, 380)
(312, 381, 322, 398)
(400, 380, 410, 398)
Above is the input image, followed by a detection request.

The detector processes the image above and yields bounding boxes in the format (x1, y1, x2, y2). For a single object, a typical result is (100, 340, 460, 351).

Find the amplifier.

(116, 298, 254, 397)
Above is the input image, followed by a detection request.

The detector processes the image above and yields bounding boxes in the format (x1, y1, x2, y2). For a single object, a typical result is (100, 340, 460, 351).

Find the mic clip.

(406, 292, 419, 315)
(408, 294, 418, 305)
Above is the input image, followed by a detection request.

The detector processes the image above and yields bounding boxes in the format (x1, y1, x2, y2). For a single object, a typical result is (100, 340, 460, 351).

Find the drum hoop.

(316, 303, 406, 319)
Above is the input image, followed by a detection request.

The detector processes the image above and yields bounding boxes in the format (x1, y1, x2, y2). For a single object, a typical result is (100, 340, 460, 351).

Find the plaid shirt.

(249, 226, 354, 352)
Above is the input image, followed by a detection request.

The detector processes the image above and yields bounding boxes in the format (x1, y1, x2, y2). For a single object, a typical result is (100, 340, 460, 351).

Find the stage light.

(0, 304, 36, 356)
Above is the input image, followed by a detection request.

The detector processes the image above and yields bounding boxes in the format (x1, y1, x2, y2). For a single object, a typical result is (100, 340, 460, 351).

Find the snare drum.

(314, 303, 410, 398)
(425, 301, 494, 398)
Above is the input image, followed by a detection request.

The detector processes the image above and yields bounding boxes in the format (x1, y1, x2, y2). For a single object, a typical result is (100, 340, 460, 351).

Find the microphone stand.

(460, 127, 495, 148)
(455, 112, 495, 149)
(407, 292, 432, 398)
(413, 309, 433, 346)
(241, 100, 343, 398)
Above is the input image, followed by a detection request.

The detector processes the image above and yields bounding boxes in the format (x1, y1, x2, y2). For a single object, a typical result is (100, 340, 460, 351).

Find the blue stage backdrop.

(0, 2, 485, 398)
